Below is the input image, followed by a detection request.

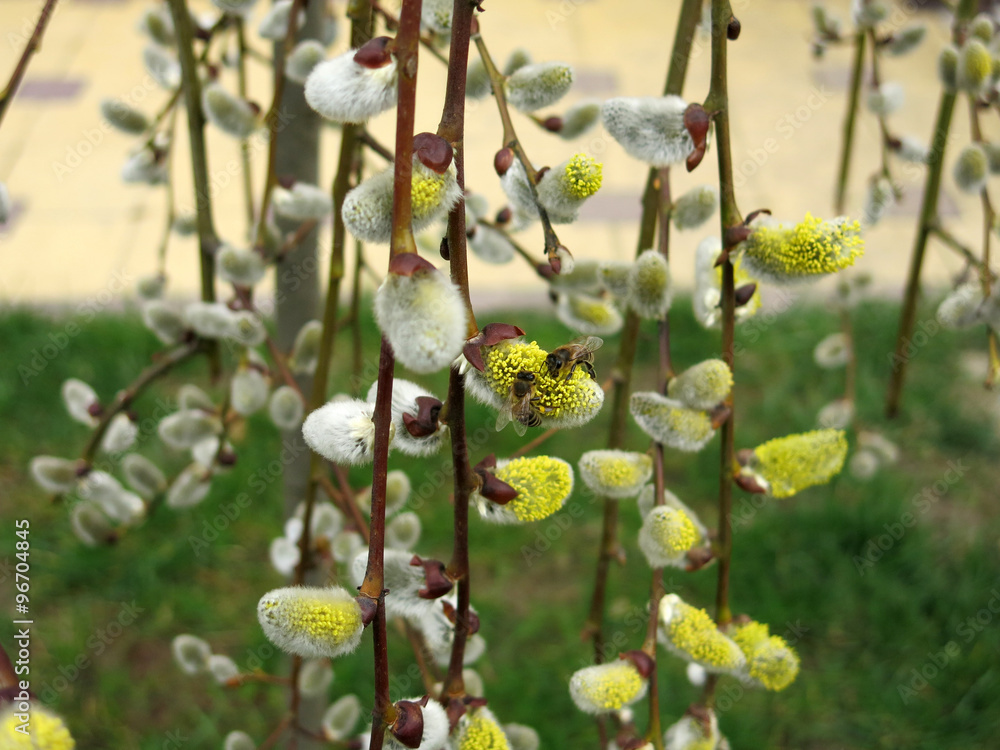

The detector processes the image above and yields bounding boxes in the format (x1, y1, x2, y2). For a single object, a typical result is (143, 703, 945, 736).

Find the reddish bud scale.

(401, 396, 444, 437)
(353, 36, 393, 69)
(495, 206, 513, 225)
(390, 701, 425, 749)
(543, 116, 563, 132)
(727, 16, 742, 40)
(388, 252, 435, 277)
(620, 649, 655, 678)
(734, 283, 758, 307)
(414, 132, 454, 174)
(494, 148, 515, 176)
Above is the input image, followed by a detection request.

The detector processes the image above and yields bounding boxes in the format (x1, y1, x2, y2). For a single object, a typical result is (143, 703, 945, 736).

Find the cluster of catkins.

(30, 0, 879, 747)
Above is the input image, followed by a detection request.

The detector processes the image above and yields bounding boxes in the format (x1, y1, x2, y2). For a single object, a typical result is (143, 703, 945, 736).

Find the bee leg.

(583, 361, 597, 380)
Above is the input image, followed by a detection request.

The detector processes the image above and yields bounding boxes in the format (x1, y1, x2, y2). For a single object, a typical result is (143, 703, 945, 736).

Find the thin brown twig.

(0, 0, 61, 129)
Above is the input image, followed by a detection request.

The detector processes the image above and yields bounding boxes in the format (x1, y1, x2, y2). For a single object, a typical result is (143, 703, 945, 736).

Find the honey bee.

(496, 370, 543, 436)
(544, 336, 603, 381)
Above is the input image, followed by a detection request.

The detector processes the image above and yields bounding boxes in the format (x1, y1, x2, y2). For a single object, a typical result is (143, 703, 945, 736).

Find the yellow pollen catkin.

(411, 169, 447, 216)
(496, 456, 572, 522)
(648, 508, 698, 553)
(663, 598, 744, 670)
(2, 707, 75, 749)
(459, 713, 511, 750)
(733, 622, 800, 691)
(562, 154, 603, 199)
(483, 341, 598, 420)
(742, 213, 863, 283)
(752, 428, 848, 498)
(570, 662, 645, 713)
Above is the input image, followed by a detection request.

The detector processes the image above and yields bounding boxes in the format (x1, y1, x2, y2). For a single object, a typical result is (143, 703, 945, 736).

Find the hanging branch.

(702, 0, 742, 644)
(235, 17, 256, 230)
(582, 0, 703, 667)
(360, 2, 424, 748)
(0, 0, 60, 129)
(834, 31, 866, 214)
(885, 0, 978, 417)
(435, 0, 478, 704)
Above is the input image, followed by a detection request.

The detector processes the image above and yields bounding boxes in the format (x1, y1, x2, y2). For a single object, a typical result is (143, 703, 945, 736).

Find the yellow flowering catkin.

(732, 621, 800, 691)
(740, 213, 863, 285)
(257, 586, 364, 659)
(751, 429, 848, 498)
(639, 506, 700, 567)
(578, 449, 653, 499)
(457, 709, 511, 750)
(659, 594, 746, 673)
(562, 154, 603, 198)
(1, 705, 75, 749)
(569, 662, 647, 714)
(480, 341, 603, 426)
(496, 456, 573, 522)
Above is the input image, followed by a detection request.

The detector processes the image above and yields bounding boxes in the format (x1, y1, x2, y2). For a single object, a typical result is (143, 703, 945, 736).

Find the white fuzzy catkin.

(231, 368, 270, 416)
(100, 98, 150, 135)
(601, 96, 694, 167)
(286, 40, 326, 85)
(667, 359, 733, 410)
(269, 385, 305, 430)
(469, 224, 516, 264)
(817, 399, 854, 429)
(100, 413, 139, 454)
(29, 456, 78, 494)
(374, 264, 468, 374)
(172, 634, 212, 674)
(208, 654, 240, 684)
(71, 500, 114, 546)
(813, 332, 851, 367)
(865, 82, 904, 116)
(202, 83, 259, 139)
(269, 536, 300, 576)
(322, 694, 362, 740)
(954, 144, 989, 193)
(230, 311, 267, 347)
(122, 453, 167, 498)
(343, 161, 461, 244)
(555, 292, 624, 336)
(302, 398, 393, 465)
(578, 450, 653, 499)
(143, 44, 181, 89)
(121, 148, 167, 185)
(166, 464, 212, 509)
(258, 0, 305, 39)
(629, 249, 672, 319)
(224, 731, 256, 750)
(257, 586, 364, 658)
(569, 661, 648, 715)
(185, 301, 237, 339)
(672, 186, 718, 230)
(863, 177, 895, 226)
(212, 0, 258, 16)
(138, 6, 174, 46)
(630, 392, 715, 452)
(273, 182, 333, 221)
(936, 282, 984, 329)
(559, 100, 601, 139)
(216, 245, 266, 287)
(499, 158, 539, 219)
(535, 154, 603, 223)
(159, 410, 220, 450)
(305, 47, 398, 123)
(350, 548, 431, 620)
(366, 379, 447, 456)
(466, 57, 492, 99)
(298, 659, 334, 697)
(385, 511, 422, 550)
(62, 378, 99, 426)
(504, 62, 574, 113)
(897, 135, 928, 163)
(421, 0, 454, 34)
(887, 24, 926, 56)
(290, 320, 323, 374)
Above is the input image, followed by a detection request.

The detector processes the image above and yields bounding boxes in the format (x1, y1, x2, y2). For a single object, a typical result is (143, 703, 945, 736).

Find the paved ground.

(0, 0, 990, 309)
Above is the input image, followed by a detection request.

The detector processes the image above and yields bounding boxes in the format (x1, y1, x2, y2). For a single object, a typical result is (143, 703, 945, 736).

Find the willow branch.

(236, 17, 256, 230)
(886, 0, 978, 417)
(0, 0, 60, 129)
(583, 0, 703, 665)
(834, 31, 866, 214)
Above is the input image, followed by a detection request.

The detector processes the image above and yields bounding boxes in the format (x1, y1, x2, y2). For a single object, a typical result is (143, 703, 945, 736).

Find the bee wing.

(581, 335, 604, 353)
(495, 402, 513, 433)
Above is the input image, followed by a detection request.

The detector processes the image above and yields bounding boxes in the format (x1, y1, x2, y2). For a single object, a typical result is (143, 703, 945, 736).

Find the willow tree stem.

(835, 31, 866, 214)
(0, 0, 60, 129)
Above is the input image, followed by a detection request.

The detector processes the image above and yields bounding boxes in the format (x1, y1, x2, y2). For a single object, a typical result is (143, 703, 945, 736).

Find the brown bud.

(388, 252, 435, 277)
(495, 206, 513, 225)
(401, 396, 443, 438)
(414, 132, 453, 174)
(411, 555, 454, 600)
(735, 448, 755, 467)
(723, 224, 752, 250)
(727, 16, 741, 40)
(619, 650, 655, 679)
(473, 453, 498, 471)
(356, 595, 379, 626)
(685, 546, 715, 572)
(218, 449, 238, 467)
(743, 208, 772, 225)
(734, 283, 757, 307)
(536, 166, 550, 181)
(542, 116, 563, 132)
(463, 324, 525, 371)
(476, 471, 519, 505)
(389, 700, 425, 749)
(439, 236, 450, 261)
(494, 147, 515, 176)
(353, 36, 393, 69)
(277, 174, 296, 189)
(734, 471, 768, 495)
(709, 404, 731, 429)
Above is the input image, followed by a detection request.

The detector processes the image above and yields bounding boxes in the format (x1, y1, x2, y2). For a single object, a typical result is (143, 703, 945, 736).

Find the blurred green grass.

(1, 295, 999, 749)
